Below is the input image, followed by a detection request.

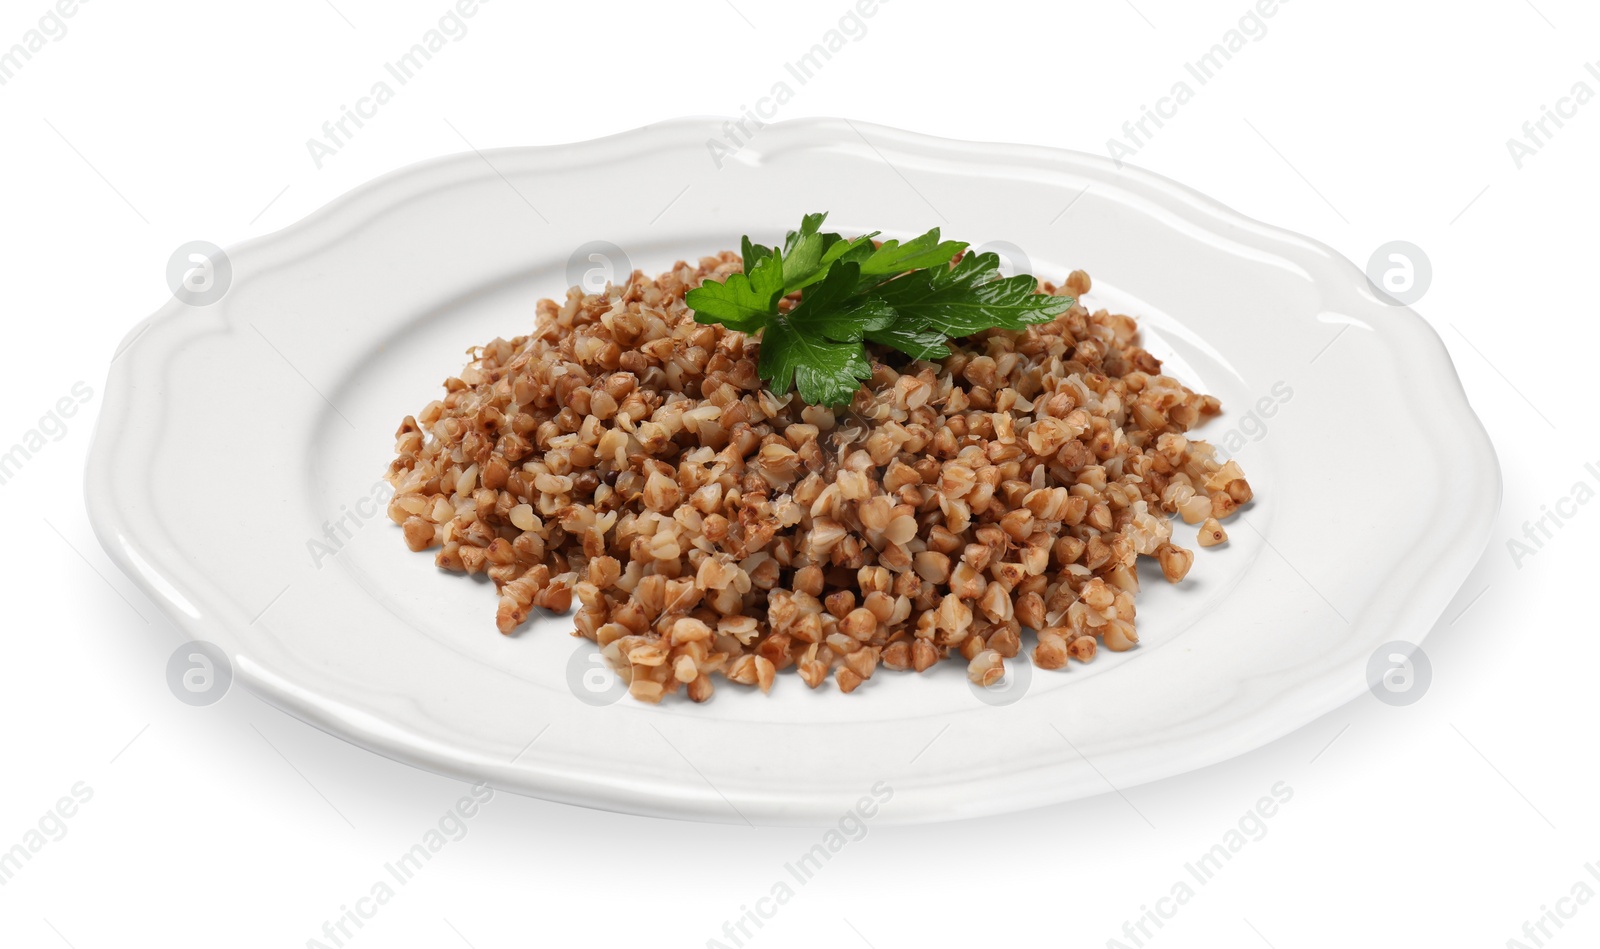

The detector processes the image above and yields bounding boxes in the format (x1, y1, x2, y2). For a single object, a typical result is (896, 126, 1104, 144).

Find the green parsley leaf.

(802, 232, 878, 289)
(863, 323, 952, 360)
(685, 250, 786, 330)
(685, 214, 1075, 406)
(757, 262, 890, 406)
(761, 324, 872, 407)
(776, 212, 880, 293)
(871, 252, 1075, 337)
(779, 213, 829, 291)
(786, 262, 898, 339)
(857, 228, 968, 280)
(741, 235, 774, 274)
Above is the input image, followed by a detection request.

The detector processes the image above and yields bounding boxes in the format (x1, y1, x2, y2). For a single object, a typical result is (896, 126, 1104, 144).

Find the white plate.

(86, 118, 1499, 825)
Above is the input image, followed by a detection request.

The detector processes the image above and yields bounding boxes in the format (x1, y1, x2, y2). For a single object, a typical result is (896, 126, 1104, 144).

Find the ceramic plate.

(86, 118, 1500, 824)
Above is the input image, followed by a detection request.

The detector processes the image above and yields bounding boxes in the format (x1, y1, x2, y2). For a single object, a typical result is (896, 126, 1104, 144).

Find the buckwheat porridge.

(385, 217, 1251, 702)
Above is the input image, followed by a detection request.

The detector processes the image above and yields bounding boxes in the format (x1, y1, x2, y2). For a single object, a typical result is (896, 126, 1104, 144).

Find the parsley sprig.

(685, 213, 1074, 406)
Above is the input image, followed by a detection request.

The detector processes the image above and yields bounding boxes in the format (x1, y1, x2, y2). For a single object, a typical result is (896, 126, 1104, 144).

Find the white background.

(2, 1, 1595, 947)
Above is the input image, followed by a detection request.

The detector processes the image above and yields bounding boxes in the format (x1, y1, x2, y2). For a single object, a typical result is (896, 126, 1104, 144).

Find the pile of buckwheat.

(385, 252, 1251, 702)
